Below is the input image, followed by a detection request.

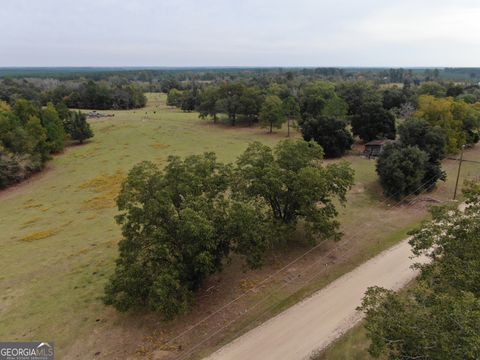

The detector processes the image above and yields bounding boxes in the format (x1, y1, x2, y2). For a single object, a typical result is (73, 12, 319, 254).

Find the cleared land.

(0, 94, 478, 359)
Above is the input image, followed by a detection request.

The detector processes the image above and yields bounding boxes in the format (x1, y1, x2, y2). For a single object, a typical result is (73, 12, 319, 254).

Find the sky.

(1, 0, 480, 67)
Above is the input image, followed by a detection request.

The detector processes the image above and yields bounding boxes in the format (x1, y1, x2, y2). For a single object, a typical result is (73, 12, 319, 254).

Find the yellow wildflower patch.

(20, 229, 57, 242)
(79, 170, 124, 210)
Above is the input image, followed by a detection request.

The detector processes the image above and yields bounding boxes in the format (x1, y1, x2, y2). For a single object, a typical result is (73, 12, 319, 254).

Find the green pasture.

(0, 93, 478, 358)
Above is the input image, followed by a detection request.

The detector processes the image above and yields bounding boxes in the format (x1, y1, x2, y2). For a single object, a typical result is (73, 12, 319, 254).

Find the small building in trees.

(363, 139, 395, 158)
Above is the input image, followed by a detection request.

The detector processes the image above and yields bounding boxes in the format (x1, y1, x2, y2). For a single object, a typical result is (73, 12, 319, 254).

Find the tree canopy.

(398, 118, 446, 161)
(382, 86, 407, 110)
(300, 81, 347, 118)
(259, 95, 286, 133)
(0, 98, 94, 188)
(300, 116, 353, 158)
(351, 101, 396, 142)
(376, 144, 436, 200)
(104, 155, 233, 317)
(104, 140, 355, 316)
(337, 81, 381, 116)
(397, 118, 447, 190)
(64, 111, 93, 144)
(360, 181, 480, 360)
(0, 99, 81, 188)
(41, 103, 66, 153)
(233, 140, 354, 242)
(415, 95, 480, 153)
(63, 81, 146, 110)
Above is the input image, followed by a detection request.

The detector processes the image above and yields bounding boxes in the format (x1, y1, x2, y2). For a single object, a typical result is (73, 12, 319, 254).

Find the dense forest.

(0, 79, 146, 110)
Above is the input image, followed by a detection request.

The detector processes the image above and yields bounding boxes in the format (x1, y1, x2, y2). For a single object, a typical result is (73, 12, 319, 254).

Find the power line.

(172, 172, 452, 360)
(164, 176, 426, 351)
(160, 166, 438, 350)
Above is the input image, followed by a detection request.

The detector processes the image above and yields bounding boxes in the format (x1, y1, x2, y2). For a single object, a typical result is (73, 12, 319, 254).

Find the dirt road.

(205, 238, 428, 360)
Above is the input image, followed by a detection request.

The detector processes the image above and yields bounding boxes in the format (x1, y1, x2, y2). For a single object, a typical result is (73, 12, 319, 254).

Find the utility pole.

(453, 145, 465, 200)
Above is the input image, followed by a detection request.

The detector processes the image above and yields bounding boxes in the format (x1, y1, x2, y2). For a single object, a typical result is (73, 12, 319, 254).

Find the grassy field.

(0, 94, 280, 355)
(1, 93, 479, 359)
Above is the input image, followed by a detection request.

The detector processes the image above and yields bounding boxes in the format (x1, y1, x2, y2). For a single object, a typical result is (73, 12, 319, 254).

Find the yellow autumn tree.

(415, 95, 479, 154)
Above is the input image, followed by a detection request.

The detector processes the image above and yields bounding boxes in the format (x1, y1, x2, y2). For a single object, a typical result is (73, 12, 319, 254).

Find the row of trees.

(360, 180, 480, 359)
(168, 81, 399, 158)
(168, 83, 265, 126)
(104, 140, 355, 318)
(168, 82, 300, 132)
(0, 99, 92, 188)
(44, 81, 147, 110)
(0, 78, 146, 110)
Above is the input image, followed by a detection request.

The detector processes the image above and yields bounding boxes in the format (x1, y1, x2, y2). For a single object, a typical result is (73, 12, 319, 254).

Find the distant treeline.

(1, 67, 479, 111)
(2, 67, 480, 83)
(0, 99, 92, 188)
(0, 79, 146, 110)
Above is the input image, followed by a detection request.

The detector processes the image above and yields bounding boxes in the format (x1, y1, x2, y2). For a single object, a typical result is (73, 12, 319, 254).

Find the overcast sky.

(1, 0, 479, 67)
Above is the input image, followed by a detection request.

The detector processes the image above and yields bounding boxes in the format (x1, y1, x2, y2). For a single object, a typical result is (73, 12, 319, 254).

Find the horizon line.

(1, 65, 476, 69)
